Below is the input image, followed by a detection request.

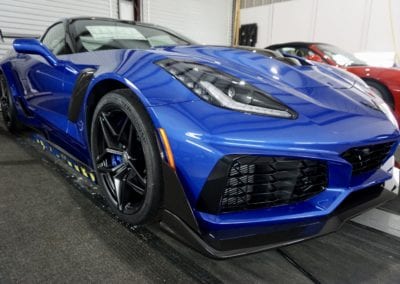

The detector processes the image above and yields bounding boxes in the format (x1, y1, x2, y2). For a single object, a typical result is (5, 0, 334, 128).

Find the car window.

(71, 19, 191, 53)
(317, 44, 367, 67)
(279, 47, 316, 58)
(279, 47, 297, 56)
(42, 23, 69, 55)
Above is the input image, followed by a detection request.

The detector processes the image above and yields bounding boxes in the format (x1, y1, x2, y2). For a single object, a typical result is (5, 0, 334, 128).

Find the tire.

(0, 75, 23, 133)
(90, 89, 162, 224)
(365, 80, 394, 110)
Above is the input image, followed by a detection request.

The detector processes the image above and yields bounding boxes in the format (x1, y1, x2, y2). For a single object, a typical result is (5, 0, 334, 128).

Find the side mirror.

(306, 54, 324, 63)
(13, 38, 59, 66)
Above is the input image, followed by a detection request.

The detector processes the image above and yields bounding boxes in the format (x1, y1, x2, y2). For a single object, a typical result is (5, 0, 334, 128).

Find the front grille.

(341, 142, 394, 175)
(220, 157, 328, 212)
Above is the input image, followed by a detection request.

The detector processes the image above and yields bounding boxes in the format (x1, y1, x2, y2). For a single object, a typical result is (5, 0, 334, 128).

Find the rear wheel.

(0, 75, 22, 133)
(365, 80, 394, 109)
(90, 89, 162, 224)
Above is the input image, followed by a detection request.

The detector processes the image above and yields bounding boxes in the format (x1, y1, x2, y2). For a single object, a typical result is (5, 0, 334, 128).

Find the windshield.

(317, 44, 367, 67)
(71, 19, 192, 52)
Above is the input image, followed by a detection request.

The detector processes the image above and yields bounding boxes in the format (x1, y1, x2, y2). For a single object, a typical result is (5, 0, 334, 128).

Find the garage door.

(142, 0, 233, 45)
(0, 0, 119, 58)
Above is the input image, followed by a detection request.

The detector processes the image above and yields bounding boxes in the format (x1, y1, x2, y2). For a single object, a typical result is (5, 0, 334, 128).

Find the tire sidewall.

(90, 90, 162, 224)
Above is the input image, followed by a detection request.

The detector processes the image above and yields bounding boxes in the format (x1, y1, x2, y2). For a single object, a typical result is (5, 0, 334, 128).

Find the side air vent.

(197, 156, 328, 214)
(220, 157, 328, 212)
(341, 142, 394, 175)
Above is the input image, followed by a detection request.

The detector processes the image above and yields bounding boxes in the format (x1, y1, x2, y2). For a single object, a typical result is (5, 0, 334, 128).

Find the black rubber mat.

(380, 196, 400, 214)
(280, 221, 400, 284)
(0, 158, 199, 282)
(1, 116, 400, 283)
(0, 120, 310, 283)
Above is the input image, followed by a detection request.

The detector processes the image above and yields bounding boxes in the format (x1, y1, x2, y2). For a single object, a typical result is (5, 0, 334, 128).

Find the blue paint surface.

(1, 41, 399, 240)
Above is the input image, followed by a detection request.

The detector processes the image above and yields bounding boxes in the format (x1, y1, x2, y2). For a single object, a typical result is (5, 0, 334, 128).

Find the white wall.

(241, 0, 400, 54)
(142, 0, 233, 45)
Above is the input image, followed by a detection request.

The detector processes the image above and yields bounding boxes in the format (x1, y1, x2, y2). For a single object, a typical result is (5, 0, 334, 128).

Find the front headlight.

(156, 59, 296, 119)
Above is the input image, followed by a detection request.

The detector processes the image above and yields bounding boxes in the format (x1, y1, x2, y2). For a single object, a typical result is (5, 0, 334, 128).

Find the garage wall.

(241, 0, 400, 53)
(142, 0, 233, 45)
(0, 0, 119, 59)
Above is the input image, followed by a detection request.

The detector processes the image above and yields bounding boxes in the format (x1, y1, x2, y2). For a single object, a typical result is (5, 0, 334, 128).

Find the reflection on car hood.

(149, 45, 388, 120)
(155, 45, 357, 90)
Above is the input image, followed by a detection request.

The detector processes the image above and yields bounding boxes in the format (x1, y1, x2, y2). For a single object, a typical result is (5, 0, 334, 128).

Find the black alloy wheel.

(91, 89, 162, 224)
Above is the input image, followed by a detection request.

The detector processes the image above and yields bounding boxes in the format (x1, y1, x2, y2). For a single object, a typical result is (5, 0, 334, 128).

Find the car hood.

(150, 45, 388, 121)
(155, 45, 358, 90)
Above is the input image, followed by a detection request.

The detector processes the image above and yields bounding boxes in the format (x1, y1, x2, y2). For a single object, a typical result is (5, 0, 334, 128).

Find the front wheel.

(90, 89, 163, 225)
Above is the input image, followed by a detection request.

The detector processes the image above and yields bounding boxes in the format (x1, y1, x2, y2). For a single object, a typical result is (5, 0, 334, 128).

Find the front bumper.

(150, 101, 400, 258)
(161, 178, 397, 259)
(160, 158, 398, 259)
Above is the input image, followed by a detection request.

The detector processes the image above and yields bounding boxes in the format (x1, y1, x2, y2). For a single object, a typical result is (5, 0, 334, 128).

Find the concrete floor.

(0, 118, 400, 283)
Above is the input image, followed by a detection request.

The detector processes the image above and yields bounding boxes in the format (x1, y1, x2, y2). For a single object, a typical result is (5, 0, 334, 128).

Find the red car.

(267, 42, 400, 120)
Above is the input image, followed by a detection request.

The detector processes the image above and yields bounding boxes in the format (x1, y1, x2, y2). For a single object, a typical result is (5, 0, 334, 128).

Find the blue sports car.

(0, 17, 399, 258)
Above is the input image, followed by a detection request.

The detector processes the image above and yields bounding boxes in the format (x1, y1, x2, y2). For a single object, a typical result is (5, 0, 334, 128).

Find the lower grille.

(341, 142, 394, 175)
(220, 157, 327, 212)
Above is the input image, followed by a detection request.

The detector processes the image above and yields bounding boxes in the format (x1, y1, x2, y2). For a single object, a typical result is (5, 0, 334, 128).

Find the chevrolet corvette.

(1, 18, 399, 258)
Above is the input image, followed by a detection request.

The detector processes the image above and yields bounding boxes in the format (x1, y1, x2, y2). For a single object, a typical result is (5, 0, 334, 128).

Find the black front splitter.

(160, 175, 397, 259)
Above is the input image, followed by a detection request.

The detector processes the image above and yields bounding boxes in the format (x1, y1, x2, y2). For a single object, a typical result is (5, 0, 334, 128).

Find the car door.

(14, 22, 71, 133)
(24, 22, 69, 127)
